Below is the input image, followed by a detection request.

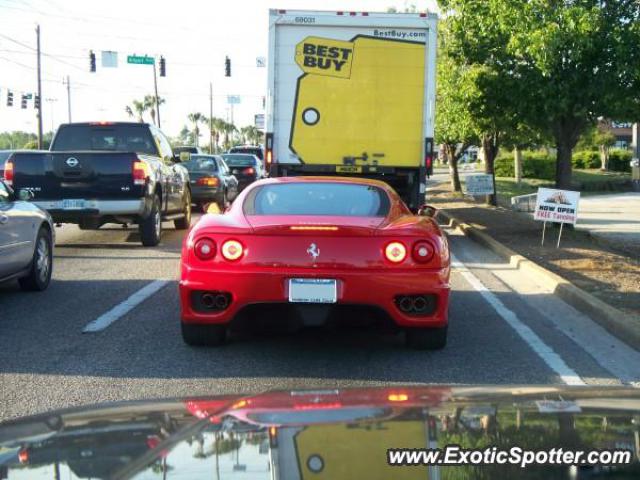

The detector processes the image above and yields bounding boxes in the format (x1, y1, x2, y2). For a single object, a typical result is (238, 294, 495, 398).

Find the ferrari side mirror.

(417, 204, 437, 218)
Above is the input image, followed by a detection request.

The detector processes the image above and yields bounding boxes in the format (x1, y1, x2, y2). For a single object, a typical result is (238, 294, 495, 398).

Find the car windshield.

(52, 125, 156, 155)
(245, 182, 390, 216)
(222, 154, 256, 167)
(182, 156, 218, 172)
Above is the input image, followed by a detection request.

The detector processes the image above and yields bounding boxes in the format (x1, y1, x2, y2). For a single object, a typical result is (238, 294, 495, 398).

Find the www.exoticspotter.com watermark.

(388, 445, 633, 468)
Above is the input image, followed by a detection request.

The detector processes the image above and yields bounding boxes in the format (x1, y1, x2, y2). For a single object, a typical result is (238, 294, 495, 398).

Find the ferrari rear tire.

(405, 326, 447, 350)
(181, 322, 226, 347)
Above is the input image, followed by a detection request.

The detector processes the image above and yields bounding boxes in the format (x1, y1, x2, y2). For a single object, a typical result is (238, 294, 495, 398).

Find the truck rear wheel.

(139, 195, 162, 246)
(174, 189, 192, 230)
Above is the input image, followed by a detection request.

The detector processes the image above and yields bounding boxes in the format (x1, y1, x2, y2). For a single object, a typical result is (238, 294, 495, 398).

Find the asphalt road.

(1, 208, 639, 422)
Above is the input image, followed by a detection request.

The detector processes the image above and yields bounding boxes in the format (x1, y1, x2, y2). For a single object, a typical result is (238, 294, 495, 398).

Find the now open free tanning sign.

(534, 188, 580, 225)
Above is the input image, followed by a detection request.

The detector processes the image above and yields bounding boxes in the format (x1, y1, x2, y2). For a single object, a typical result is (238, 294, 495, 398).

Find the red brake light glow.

(194, 238, 216, 260)
(221, 240, 243, 261)
(18, 448, 29, 464)
(132, 160, 150, 186)
(243, 167, 255, 175)
(196, 177, 219, 186)
(385, 242, 407, 263)
(412, 241, 434, 263)
(3, 159, 14, 186)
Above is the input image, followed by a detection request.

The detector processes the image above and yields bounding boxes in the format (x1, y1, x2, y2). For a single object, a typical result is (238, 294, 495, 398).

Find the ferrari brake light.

(132, 160, 150, 186)
(194, 238, 216, 260)
(221, 240, 243, 261)
(385, 242, 407, 263)
(243, 167, 255, 175)
(412, 241, 434, 263)
(196, 176, 219, 186)
(3, 159, 14, 186)
(290, 226, 338, 231)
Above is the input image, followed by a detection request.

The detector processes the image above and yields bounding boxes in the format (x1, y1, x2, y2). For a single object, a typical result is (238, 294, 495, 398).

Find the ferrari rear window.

(244, 182, 390, 217)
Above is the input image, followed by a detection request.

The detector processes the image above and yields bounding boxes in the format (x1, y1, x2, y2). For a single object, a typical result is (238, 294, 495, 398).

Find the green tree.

(435, 22, 477, 192)
(125, 99, 147, 123)
(143, 95, 166, 127)
(187, 112, 207, 148)
(240, 125, 262, 145)
(439, 0, 640, 190)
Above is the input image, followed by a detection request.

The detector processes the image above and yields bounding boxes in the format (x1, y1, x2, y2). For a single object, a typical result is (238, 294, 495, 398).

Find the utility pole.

(36, 24, 43, 149)
(153, 60, 161, 128)
(209, 82, 214, 154)
(63, 75, 71, 122)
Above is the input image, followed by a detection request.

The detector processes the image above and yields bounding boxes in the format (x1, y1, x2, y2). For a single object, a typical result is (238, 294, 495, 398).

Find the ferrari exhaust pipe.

(413, 296, 428, 313)
(398, 296, 414, 313)
(214, 294, 229, 310)
(201, 293, 217, 309)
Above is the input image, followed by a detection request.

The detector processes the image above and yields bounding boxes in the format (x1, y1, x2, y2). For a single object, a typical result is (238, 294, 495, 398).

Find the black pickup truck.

(3, 122, 191, 246)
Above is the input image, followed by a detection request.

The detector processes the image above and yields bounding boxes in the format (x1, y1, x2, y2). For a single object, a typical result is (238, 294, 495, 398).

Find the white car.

(0, 180, 54, 291)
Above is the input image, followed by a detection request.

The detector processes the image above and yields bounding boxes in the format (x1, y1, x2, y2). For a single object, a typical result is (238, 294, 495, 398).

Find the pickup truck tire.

(19, 227, 53, 291)
(181, 322, 226, 347)
(405, 325, 447, 350)
(174, 189, 192, 230)
(139, 195, 162, 247)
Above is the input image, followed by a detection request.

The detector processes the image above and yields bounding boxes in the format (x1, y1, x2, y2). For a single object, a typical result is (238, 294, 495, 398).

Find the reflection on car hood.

(0, 385, 639, 479)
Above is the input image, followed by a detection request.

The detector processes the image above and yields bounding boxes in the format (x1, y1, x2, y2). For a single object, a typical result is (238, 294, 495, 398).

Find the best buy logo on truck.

(291, 35, 426, 168)
(295, 37, 354, 78)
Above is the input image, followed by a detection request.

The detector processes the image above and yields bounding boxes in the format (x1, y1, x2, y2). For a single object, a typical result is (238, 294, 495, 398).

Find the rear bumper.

(190, 186, 222, 203)
(34, 199, 147, 222)
(179, 267, 450, 329)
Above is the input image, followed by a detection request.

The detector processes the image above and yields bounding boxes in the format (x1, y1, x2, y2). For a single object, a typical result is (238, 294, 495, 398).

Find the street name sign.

(464, 173, 494, 196)
(534, 188, 580, 225)
(127, 55, 154, 65)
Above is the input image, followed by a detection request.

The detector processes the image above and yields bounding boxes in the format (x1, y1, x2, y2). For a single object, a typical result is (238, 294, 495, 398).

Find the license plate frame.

(288, 278, 337, 304)
(61, 199, 86, 210)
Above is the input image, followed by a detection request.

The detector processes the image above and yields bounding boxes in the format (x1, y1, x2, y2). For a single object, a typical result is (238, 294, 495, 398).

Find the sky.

(0, 0, 438, 139)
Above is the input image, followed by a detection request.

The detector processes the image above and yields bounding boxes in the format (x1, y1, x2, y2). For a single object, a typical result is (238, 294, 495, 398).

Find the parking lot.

(2, 210, 639, 423)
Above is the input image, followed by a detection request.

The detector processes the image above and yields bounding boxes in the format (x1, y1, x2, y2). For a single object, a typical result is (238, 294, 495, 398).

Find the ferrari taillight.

(132, 159, 150, 185)
(3, 159, 14, 186)
(384, 242, 407, 263)
(194, 238, 216, 260)
(221, 240, 243, 261)
(412, 241, 434, 263)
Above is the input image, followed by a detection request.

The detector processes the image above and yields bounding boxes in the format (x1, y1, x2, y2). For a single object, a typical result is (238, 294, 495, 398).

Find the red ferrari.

(179, 177, 450, 349)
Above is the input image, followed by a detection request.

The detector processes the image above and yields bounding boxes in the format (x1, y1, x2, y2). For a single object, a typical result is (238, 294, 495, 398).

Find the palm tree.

(187, 112, 206, 147)
(144, 95, 166, 126)
(220, 121, 237, 151)
(240, 125, 262, 145)
(211, 117, 226, 152)
(125, 100, 147, 123)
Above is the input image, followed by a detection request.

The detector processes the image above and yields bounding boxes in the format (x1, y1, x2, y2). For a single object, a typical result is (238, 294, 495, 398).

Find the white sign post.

(533, 188, 580, 248)
(464, 174, 495, 196)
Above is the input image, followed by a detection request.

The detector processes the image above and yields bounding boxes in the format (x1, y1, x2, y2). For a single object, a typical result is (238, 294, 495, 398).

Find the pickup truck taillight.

(132, 160, 150, 185)
(3, 159, 14, 186)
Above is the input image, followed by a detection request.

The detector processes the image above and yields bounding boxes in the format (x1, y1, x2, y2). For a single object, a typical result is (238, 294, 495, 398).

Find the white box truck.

(265, 9, 438, 210)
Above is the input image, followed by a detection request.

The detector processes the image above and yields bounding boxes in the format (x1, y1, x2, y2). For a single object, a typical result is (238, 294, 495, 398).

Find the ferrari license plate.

(61, 199, 86, 209)
(288, 278, 337, 304)
(336, 165, 362, 173)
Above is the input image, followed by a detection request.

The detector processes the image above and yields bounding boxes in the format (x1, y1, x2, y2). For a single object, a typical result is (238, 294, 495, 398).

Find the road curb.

(438, 210, 640, 350)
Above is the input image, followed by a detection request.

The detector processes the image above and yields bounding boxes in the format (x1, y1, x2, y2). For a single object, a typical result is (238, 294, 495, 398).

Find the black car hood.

(0, 385, 639, 479)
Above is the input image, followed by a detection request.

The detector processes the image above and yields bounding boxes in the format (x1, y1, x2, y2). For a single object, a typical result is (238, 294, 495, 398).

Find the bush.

(607, 149, 632, 173)
(495, 151, 555, 180)
(572, 150, 600, 169)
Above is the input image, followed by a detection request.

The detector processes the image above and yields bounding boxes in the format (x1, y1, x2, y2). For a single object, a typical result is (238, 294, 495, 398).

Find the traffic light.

(225, 56, 231, 77)
(89, 50, 96, 72)
(21, 94, 27, 109)
(34, 94, 40, 109)
(159, 56, 166, 77)
(6, 90, 13, 107)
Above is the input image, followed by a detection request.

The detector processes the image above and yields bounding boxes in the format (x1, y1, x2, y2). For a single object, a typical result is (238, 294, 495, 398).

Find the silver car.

(0, 180, 54, 291)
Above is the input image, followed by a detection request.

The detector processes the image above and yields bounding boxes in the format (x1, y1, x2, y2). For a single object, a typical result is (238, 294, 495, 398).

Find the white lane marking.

(451, 255, 586, 386)
(82, 280, 170, 333)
